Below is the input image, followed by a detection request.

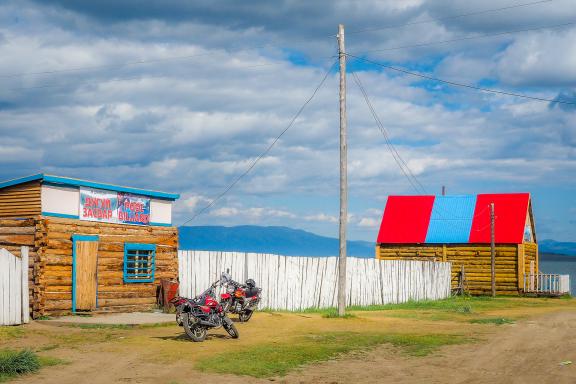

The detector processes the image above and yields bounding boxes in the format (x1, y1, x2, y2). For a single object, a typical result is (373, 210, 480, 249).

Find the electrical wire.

(0, 0, 556, 80)
(352, 20, 576, 54)
(352, 71, 507, 230)
(176, 60, 338, 226)
(347, 0, 555, 35)
(347, 54, 576, 106)
(4, 62, 282, 92)
(351, 71, 426, 195)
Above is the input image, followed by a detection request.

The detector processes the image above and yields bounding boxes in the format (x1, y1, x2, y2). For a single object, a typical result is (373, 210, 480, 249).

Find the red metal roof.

(468, 193, 530, 244)
(376, 195, 435, 244)
(377, 193, 531, 244)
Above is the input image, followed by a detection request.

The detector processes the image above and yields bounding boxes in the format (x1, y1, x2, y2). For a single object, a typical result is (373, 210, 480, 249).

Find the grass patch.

(297, 296, 560, 316)
(196, 332, 469, 378)
(321, 310, 357, 319)
(0, 327, 24, 342)
(470, 318, 515, 326)
(0, 349, 40, 382)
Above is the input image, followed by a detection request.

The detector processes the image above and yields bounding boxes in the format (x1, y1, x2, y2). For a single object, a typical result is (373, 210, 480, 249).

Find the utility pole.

(490, 203, 496, 297)
(337, 24, 348, 317)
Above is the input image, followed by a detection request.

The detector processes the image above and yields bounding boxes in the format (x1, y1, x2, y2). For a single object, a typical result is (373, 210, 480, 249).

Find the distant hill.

(178, 225, 375, 257)
(539, 240, 576, 257)
(178, 226, 576, 260)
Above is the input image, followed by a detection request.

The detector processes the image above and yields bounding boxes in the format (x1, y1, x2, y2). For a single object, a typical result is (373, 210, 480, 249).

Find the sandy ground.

(39, 312, 174, 325)
(4, 305, 576, 384)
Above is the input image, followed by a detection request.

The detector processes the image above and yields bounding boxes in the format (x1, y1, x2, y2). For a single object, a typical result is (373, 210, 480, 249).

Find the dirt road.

(283, 310, 576, 384)
(6, 306, 576, 383)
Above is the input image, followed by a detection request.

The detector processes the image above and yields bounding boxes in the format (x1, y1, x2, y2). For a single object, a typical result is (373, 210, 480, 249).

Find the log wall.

(0, 181, 41, 218)
(37, 216, 178, 316)
(376, 243, 537, 295)
(1, 216, 178, 318)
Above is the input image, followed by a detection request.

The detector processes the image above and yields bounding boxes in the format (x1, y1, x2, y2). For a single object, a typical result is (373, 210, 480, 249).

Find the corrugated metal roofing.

(376, 195, 434, 244)
(377, 193, 531, 244)
(425, 195, 476, 243)
(469, 193, 530, 244)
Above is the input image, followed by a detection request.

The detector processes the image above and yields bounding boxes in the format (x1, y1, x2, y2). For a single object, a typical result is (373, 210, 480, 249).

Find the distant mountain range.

(179, 225, 576, 259)
(539, 239, 576, 257)
(179, 225, 375, 257)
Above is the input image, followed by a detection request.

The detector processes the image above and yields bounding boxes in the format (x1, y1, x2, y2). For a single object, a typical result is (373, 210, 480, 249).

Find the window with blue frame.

(123, 243, 156, 283)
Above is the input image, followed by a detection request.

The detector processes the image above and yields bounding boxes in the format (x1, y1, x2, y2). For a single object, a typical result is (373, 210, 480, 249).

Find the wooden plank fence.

(178, 251, 452, 311)
(0, 247, 29, 325)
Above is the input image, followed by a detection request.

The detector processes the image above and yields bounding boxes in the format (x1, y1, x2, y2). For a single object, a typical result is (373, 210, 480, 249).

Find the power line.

(347, 0, 555, 35)
(177, 60, 337, 226)
(0, 0, 556, 80)
(0, 38, 333, 80)
(351, 20, 576, 54)
(351, 71, 426, 194)
(346, 54, 576, 106)
(3, 62, 282, 92)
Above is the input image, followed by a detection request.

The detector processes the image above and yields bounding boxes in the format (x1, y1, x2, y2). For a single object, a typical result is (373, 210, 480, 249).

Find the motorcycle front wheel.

(222, 318, 239, 339)
(239, 310, 253, 322)
(182, 313, 207, 342)
(175, 306, 184, 326)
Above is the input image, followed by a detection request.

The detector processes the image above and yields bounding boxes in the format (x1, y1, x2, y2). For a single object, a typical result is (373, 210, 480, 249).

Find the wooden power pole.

(490, 203, 496, 297)
(337, 24, 348, 316)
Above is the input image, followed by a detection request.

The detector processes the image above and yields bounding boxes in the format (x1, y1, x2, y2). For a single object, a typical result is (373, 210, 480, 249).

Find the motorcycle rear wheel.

(182, 313, 207, 342)
(239, 310, 253, 322)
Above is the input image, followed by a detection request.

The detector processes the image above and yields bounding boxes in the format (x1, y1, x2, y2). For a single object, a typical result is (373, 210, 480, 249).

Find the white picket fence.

(178, 251, 452, 311)
(0, 247, 29, 326)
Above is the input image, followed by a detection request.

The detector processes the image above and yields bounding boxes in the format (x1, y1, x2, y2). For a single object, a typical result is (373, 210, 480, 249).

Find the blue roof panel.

(425, 195, 476, 243)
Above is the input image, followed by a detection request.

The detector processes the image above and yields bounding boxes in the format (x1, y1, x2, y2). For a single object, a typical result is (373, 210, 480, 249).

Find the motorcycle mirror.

(226, 268, 230, 274)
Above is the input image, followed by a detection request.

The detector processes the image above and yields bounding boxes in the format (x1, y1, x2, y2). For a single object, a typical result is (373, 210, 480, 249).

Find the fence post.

(21, 246, 29, 324)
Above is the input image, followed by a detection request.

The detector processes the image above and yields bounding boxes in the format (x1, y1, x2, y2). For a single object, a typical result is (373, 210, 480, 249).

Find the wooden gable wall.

(0, 181, 41, 218)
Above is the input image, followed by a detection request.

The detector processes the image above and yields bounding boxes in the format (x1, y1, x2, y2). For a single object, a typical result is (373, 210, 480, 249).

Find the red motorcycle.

(172, 279, 238, 342)
(220, 274, 261, 322)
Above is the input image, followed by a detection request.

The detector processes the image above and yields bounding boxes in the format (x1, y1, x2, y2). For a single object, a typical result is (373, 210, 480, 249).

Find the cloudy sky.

(1, 0, 576, 242)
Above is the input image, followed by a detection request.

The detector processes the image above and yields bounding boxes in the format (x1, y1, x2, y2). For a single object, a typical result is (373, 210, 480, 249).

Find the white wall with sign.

(41, 184, 173, 226)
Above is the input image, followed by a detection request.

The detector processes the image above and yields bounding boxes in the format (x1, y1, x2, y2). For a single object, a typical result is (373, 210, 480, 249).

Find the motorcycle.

(220, 273, 262, 322)
(173, 278, 239, 342)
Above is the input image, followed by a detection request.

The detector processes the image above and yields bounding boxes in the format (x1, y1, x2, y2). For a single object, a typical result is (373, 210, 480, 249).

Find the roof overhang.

(0, 173, 180, 201)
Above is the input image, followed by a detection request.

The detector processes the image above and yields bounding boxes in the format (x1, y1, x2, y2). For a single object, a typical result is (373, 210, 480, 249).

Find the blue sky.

(1, 0, 576, 242)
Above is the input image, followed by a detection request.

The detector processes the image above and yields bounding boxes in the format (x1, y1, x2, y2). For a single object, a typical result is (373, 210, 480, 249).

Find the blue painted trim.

(0, 173, 44, 189)
(42, 211, 80, 220)
(71, 235, 99, 313)
(150, 222, 173, 227)
(43, 175, 179, 200)
(0, 173, 179, 200)
(72, 234, 99, 242)
(123, 243, 156, 283)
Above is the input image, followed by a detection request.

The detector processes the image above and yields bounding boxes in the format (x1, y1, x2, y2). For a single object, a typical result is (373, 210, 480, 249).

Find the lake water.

(540, 260, 576, 295)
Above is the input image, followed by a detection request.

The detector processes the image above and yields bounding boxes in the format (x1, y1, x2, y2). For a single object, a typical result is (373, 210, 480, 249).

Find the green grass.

(0, 349, 40, 382)
(470, 317, 515, 325)
(196, 332, 469, 378)
(291, 296, 560, 316)
(321, 310, 357, 319)
(0, 327, 24, 342)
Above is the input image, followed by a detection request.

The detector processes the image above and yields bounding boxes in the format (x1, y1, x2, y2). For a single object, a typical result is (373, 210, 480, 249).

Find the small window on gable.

(124, 243, 156, 283)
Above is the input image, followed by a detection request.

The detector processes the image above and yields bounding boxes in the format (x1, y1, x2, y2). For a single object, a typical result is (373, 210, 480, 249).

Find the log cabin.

(375, 193, 538, 295)
(0, 173, 180, 318)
